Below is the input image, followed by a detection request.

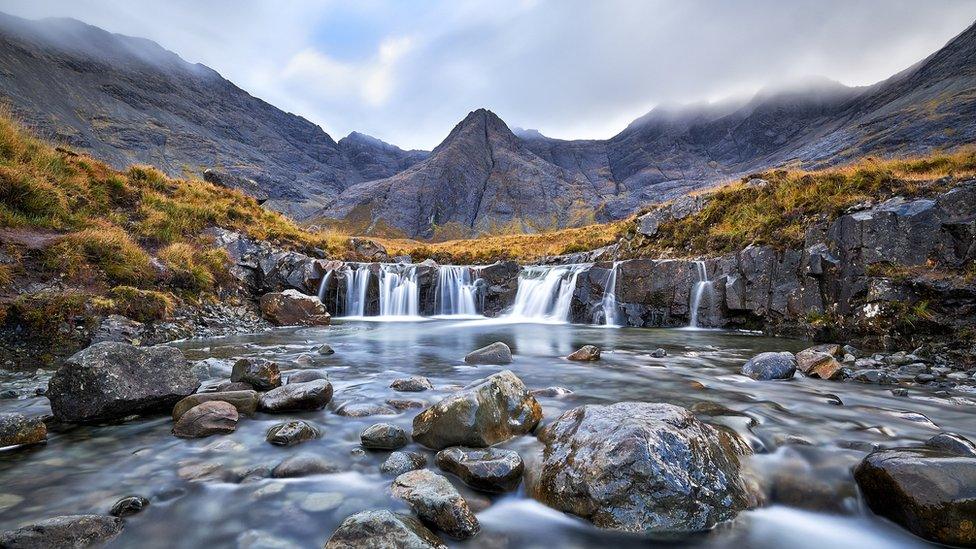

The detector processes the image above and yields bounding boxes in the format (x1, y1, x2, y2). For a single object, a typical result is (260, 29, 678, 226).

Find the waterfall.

(600, 262, 621, 327)
(436, 266, 481, 316)
(689, 260, 712, 328)
(343, 264, 371, 317)
(509, 265, 585, 321)
(316, 270, 333, 302)
(378, 264, 419, 317)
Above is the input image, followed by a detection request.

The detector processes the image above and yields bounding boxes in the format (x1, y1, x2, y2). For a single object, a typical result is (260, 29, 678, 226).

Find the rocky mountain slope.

(0, 13, 425, 218)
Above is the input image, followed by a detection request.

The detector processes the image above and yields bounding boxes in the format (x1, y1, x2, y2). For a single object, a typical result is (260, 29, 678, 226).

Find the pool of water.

(2, 319, 973, 548)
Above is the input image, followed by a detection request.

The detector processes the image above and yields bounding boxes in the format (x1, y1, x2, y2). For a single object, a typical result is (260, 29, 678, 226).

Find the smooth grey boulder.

(391, 469, 480, 540)
(334, 401, 397, 417)
(0, 515, 123, 548)
(325, 510, 446, 549)
(530, 386, 573, 398)
(172, 401, 239, 438)
(741, 352, 797, 380)
(412, 370, 542, 449)
(266, 420, 320, 446)
(532, 402, 753, 533)
(288, 370, 328, 384)
(435, 446, 524, 493)
(361, 423, 409, 450)
(566, 345, 600, 361)
(109, 496, 149, 518)
(231, 358, 281, 391)
(463, 342, 512, 364)
(171, 390, 258, 421)
(925, 432, 976, 457)
(391, 376, 433, 392)
(271, 453, 337, 478)
(47, 342, 198, 423)
(258, 379, 333, 412)
(381, 451, 428, 476)
(0, 412, 46, 448)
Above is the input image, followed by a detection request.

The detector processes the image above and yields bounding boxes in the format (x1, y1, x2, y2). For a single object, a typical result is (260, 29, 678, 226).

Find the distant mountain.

(0, 13, 425, 217)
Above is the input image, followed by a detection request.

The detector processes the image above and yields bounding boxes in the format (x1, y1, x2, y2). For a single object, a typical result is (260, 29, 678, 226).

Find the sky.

(3, 0, 976, 150)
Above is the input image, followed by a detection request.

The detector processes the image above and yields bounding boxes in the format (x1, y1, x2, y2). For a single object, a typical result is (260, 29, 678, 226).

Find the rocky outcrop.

(172, 401, 239, 438)
(325, 510, 446, 549)
(0, 412, 46, 448)
(435, 447, 524, 493)
(47, 342, 198, 423)
(532, 402, 753, 533)
(259, 290, 331, 326)
(0, 514, 123, 548)
(203, 169, 269, 204)
(412, 370, 542, 449)
(391, 470, 480, 540)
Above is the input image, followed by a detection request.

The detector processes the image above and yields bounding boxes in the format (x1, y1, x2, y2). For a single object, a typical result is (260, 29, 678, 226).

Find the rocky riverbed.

(2, 319, 975, 547)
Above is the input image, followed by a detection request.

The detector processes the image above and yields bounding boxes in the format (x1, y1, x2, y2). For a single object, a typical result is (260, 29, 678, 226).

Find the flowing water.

(599, 262, 621, 327)
(1, 319, 973, 548)
(436, 266, 482, 317)
(510, 265, 586, 322)
(689, 260, 713, 329)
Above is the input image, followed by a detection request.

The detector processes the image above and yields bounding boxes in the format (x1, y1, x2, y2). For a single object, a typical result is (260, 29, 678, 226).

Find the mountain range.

(1, 13, 974, 238)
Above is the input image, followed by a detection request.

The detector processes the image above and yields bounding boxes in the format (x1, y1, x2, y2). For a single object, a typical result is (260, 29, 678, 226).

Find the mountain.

(323, 109, 603, 239)
(0, 13, 425, 218)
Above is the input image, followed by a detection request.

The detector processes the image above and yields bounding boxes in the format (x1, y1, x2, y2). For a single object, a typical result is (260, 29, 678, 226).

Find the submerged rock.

(361, 423, 409, 450)
(109, 496, 149, 518)
(566, 345, 601, 361)
(854, 446, 976, 547)
(271, 453, 337, 478)
(412, 370, 542, 449)
(0, 514, 123, 548)
(258, 379, 333, 412)
(334, 401, 398, 417)
(48, 342, 198, 424)
(925, 432, 976, 457)
(532, 402, 753, 533)
(172, 390, 259, 421)
(259, 289, 331, 326)
(266, 420, 320, 446)
(173, 401, 239, 438)
(325, 510, 446, 549)
(316, 344, 335, 355)
(463, 342, 513, 365)
(530, 386, 573, 398)
(0, 412, 47, 448)
(435, 447, 524, 493)
(391, 376, 433, 392)
(287, 370, 328, 384)
(381, 451, 428, 476)
(391, 470, 480, 540)
(231, 358, 281, 391)
(741, 352, 797, 381)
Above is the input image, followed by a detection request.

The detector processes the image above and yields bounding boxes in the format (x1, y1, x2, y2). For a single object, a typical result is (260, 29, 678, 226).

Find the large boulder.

(381, 451, 428, 476)
(566, 345, 601, 361)
(0, 515, 123, 548)
(325, 510, 445, 549)
(172, 401, 239, 438)
(0, 412, 47, 448)
(361, 423, 409, 450)
(532, 402, 753, 533)
(412, 370, 542, 449)
(796, 345, 844, 380)
(259, 289, 331, 326)
(271, 453, 337, 478)
(266, 420, 320, 446)
(435, 447, 524, 493)
(231, 358, 281, 391)
(391, 470, 480, 540)
(172, 390, 259, 421)
(258, 379, 332, 412)
(854, 446, 976, 547)
(463, 342, 512, 364)
(741, 352, 797, 380)
(47, 342, 198, 423)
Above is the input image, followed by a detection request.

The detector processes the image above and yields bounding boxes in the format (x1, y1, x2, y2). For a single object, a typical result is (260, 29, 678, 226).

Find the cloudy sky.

(4, 0, 976, 149)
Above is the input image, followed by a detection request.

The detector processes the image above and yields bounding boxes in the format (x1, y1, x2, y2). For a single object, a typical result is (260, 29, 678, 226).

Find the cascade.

(688, 260, 712, 328)
(599, 261, 621, 327)
(509, 265, 586, 321)
(435, 266, 482, 316)
(343, 264, 371, 317)
(378, 264, 419, 317)
(316, 270, 332, 302)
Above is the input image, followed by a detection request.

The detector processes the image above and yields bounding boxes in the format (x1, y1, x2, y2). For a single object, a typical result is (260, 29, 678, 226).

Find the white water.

(378, 264, 419, 317)
(689, 260, 712, 328)
(599, 262, 621, 327)
(316, 270, 332, 302)
(436, 266, 481, 316)
(343, 264, 371, 317)
(509, 265, 586, 322)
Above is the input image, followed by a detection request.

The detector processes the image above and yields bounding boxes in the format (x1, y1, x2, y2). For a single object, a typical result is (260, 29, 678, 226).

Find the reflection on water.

(2, 319, 970, 548)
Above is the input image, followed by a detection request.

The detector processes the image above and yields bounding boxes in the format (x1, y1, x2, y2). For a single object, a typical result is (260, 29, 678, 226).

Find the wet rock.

(288, 370, 328, 384)
(271, 453, 337, 478)
(259, 289, 331, 326)
(741, 352, 797, 380)
(532, 402, 753, 533)
(796, 345, 844, 379)
(435, 447, 524, 493)
(891, 388, 910, 397)
(231, 358, 281, 391)
(387, 399, 426, 410)
(325, 510, 446, 549)
(650, 348, 668, 358)
(334, 401, 397, 417)
(47, 342, 198, 424)
(566, 345, 600, 361)
(855, 446, 976, 547)
(463, 341, 513, 365)
(381, 451, 428, 476)
(914, 373, 936, 383)
(109, 495, 149, 517)
(391, 469, 480, 540)
(391, 376, 433, 392)
(316, 344, 335, 355)
(266, 420, 320, 446)
(215, 381, 253, 392)
(412, 370, 542, 449)
(361, 423, 409, 450)
(0, 514, 123, 548)
(925, 432, 976, 457)
(258, 379, 333, 412)
(171, 390, 259, 421)
(530, 386, 573, 398)
(173, 401, 239, 438)
(851, 369, 896, 384)
(0, 412, 46, 448)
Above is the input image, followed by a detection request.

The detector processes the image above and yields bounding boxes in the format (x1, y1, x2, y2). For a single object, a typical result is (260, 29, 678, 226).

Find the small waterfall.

(600, 261, 621, 327)
(343, 264, 371, 317)
(509, 265, 585, 321)
(436, 266, 481, 316)
(316, 270, 333, 302)
(378, 264, 419, 317)
(689, 260, 712, 328)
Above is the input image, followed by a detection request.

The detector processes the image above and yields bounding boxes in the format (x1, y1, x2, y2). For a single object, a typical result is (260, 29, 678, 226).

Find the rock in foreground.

(0, 412, 47, 448)
(854, 446, 976, 547)
(266, 420, 320, 446)
(172, 401, 239, 438)
(566, 345, 600, 361)
(325, 510, 446, 549)
(435, 447, 524, 493)
(463, 342, 513, 364)
(381, 451, 428, 476)
(258, 379, 333, 412)
(0, 515, 123, 548)
(361, 423, 409, 450)
(391, 470, 480, 539)
(48, 342, 198, 423)
(741, 352, 797, 381)
(532, 402, 753, 533)
(171, 390, 259, 421)
(412, 370, 542, 449)
(230, 358, 281, 391)
(259, 289, 331, 326)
